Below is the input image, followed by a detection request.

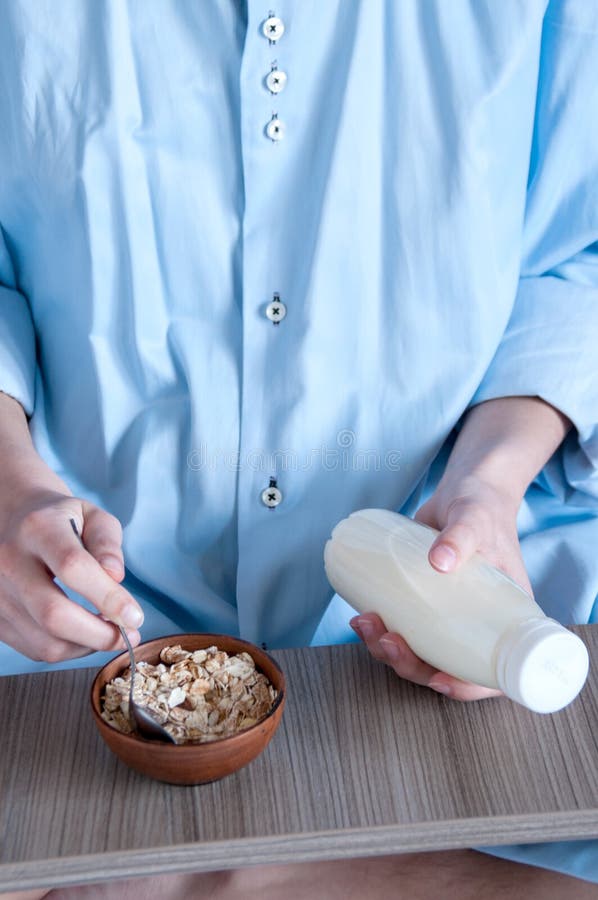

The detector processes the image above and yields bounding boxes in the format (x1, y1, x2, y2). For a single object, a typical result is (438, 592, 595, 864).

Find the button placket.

(257, 11, 288, 511)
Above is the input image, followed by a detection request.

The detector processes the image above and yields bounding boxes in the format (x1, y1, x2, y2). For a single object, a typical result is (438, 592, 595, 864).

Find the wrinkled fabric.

(1, 0, 598, 880)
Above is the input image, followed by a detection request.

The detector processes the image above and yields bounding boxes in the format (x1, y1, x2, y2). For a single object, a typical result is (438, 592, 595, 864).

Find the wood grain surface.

(1, 625, 597, 891)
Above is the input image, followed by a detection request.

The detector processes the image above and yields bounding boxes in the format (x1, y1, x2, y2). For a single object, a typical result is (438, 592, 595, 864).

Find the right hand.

(350, 471, 530, 702)
(0, 487, 144, 663)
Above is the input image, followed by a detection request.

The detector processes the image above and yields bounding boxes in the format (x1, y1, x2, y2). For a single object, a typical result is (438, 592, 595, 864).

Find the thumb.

(81, 503, 126, 582)
(428, 502, 481, 573)
(413, 501, 436, 528)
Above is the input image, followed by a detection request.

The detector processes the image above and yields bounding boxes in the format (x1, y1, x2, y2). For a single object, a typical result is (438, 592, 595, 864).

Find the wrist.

(436, 465, 525, 520)
(440, 444, 532, 509)
(0, 391, 72, 523)
(442, 396, 570, 507)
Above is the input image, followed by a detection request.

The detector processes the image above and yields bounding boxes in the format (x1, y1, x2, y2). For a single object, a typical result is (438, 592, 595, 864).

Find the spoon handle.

(118, 625, 138, 728)
(69, 518, 139, 729)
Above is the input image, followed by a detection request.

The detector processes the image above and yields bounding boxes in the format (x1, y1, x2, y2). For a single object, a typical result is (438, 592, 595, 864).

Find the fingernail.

(100, 554, 124, 574)
(429, 681, 452, 696)
(349, 619, 362, 637)
(354, 618, 375, 640)
(122, 604, 144, 628)
(430, 544, 457, 572)
(379, 638, 401, 662)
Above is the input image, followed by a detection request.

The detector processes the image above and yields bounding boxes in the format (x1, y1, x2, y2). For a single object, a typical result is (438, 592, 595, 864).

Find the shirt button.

(262, 15, 285, 42)
(266, 115, 286, 142)
(266, 298, 287, 323)
(261, 485, 283, 508)
(266, 68, 287, 94)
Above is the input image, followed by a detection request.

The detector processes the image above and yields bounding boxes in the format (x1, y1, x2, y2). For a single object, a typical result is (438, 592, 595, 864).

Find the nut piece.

(167, 687, 187, 708)
(101, 644, 278, 744)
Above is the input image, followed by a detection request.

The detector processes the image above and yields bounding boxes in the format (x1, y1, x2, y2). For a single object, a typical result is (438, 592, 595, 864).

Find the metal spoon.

(117, 624, 177, 743)
(69, 518, 176, 743)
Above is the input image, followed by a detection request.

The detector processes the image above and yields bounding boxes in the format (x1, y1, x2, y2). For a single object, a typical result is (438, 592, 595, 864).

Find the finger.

(81, 504, 125, 581)
(0, 608, 95, 663)
(426, 504, 533, 594)
(377, 631, 441, 686)
(376, 631, 502, 701)
(414, 502, 437, 529)
(351, 615, 500, 702)
(350, 612, 392, 659)
(7, 559, 142, 651)
(428, 510, 482, 572)
(24, 519, 144, 629)
(427, 674, 503, 702)
(351, 614, 440, 685)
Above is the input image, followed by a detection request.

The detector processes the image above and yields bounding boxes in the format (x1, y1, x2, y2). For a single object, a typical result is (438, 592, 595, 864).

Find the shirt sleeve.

(0, 227, 36, 416)
(471, 0, 598, 506)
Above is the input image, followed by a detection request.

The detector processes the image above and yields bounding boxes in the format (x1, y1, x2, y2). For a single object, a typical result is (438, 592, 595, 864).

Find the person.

(1, 1, 597, 897)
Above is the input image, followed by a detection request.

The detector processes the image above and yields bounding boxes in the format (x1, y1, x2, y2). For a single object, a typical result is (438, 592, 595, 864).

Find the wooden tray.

(1, 625, 597, 892)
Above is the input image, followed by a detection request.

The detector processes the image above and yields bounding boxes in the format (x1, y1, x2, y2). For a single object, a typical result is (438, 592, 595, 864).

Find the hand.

(350, 474, 532, 701)
(0, 487, 143, 663)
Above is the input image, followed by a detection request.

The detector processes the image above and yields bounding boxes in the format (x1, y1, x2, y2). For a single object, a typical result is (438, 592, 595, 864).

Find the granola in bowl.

(101, 644, 279, 744)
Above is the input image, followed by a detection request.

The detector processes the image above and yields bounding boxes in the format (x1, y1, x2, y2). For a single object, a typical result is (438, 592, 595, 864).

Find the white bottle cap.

(495, 618, 589, 714)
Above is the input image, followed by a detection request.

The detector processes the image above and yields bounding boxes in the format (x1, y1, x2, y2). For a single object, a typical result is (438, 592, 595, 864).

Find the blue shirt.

(2, 0, 598, 881)
(1, 0, 598, 642)
(1, 0, 597, 660)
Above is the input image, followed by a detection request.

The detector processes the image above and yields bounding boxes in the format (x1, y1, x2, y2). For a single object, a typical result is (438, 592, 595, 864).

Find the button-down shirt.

(2, 1, 598, 881)
(1, 0, 597, 669)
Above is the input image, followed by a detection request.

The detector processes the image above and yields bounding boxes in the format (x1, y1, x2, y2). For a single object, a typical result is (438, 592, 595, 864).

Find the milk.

(324, 509, 589, 713)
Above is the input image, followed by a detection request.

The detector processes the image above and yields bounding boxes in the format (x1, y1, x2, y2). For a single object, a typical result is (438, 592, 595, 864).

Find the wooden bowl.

(90, 633, 286, 785)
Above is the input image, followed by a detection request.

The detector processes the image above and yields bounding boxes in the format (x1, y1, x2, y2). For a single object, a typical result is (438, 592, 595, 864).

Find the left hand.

(350, 474, 532, 701)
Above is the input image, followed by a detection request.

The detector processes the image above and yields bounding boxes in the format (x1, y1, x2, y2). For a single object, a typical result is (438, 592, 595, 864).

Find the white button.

(266, 299, 287, 322)
(266, 69, 287, 94)
(262, 16, 285, 42)
(261, 485, 283, 508)
(266, 115, 285, 141)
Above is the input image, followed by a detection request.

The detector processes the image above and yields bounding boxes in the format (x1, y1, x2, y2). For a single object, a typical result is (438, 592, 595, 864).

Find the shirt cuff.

(471, 275, 598, 506)
(0, 284, 36, 417)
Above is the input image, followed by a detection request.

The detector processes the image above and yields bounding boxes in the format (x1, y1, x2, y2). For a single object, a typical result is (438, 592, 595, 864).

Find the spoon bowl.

(117, 626, 177, 743)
